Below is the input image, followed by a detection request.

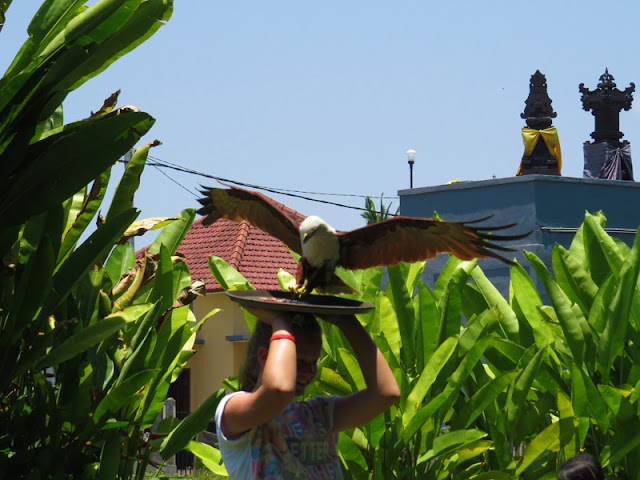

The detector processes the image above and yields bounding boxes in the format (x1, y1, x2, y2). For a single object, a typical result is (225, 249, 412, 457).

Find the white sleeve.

(215, 391, 255, 480)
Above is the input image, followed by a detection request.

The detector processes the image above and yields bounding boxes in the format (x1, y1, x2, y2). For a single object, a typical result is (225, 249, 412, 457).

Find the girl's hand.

(329, 313, 401, 433)
(245, 307, 281, 325)
(319, 313, 358, 328)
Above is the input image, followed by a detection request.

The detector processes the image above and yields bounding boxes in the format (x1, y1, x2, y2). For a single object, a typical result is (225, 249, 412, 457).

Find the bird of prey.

(196, 186, 528, 295)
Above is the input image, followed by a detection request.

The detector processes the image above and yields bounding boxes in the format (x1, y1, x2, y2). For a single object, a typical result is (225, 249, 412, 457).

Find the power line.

(120, 153, 400, 214)
(150, 164, 199, 197)
(146, 155, 399, 200)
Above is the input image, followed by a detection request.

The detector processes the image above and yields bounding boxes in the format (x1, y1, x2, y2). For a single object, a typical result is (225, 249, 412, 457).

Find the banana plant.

(360, 194, 399, 225)
(0, 1, 229, 478)
(0, 0, 173, 230)
(0, 132, 227, 478)
(455, 211, 640, 479)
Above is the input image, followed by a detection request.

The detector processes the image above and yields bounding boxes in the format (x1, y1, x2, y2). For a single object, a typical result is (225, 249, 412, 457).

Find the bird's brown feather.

(197, 186, 306, 255)
(338, 216, 526, 270)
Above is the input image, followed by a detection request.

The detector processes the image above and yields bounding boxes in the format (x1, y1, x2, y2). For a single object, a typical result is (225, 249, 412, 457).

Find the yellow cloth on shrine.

(516, 127, 562, 175)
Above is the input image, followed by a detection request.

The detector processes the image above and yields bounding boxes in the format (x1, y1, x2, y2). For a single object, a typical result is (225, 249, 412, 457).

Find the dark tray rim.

(225, 290, 375, 315)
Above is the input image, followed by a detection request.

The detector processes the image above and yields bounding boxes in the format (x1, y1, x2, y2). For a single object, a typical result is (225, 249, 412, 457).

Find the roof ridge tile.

(229, 221, 250, 270)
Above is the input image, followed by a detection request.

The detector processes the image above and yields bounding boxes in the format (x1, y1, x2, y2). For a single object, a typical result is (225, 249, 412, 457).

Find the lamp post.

(406, 149, 416, 188)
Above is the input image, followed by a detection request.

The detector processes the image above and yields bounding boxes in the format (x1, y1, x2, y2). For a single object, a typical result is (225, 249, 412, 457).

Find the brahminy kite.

(196, 186, 528, 295)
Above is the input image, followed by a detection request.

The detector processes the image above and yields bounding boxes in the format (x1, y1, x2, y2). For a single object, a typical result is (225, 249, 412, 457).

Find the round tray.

(225, 290, 374, 315)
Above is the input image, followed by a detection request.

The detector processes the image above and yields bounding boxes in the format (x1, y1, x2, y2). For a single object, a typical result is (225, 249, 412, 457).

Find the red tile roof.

(178, 217, 299, 292)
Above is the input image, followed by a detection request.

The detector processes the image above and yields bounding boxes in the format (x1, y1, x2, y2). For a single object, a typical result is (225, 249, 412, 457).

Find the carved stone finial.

(521, 70, 557, 129)
(517, 71, 560, 176)
(581, 69, 635, 180)
(598, 68, 617, 90)
(579, 69, 635, 144)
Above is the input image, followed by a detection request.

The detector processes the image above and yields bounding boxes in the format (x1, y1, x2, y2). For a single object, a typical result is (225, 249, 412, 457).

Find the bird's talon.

(286, 283, 308, 299)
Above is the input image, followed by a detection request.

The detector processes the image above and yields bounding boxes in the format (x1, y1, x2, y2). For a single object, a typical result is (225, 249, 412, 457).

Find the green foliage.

(0, 2, 226, 479)
(217, 212, 640, 479)
(361, 194, 399, 225)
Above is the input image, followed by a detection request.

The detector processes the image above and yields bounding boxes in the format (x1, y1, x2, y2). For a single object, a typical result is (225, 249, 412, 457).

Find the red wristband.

(270, 333, 296, 344)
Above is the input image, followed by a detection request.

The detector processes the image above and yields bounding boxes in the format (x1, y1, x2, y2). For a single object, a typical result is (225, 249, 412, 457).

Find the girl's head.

(557, 454, 605, 480)
(239, 313, 322, 395)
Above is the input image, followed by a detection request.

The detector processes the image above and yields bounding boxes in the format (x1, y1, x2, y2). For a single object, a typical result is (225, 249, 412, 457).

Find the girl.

(557, 454, 605, 480)
(215, 308, 401, 479)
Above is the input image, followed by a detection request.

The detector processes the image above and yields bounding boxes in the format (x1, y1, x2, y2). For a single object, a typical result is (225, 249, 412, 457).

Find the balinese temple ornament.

(580, 69, 635, 180)
(516, 70, 562, 176)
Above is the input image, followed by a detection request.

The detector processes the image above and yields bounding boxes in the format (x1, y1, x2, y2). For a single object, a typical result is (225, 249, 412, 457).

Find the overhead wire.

(121, 153, 400, 214)
(149, 163, 198, 197)
(146, 155, 399, 200)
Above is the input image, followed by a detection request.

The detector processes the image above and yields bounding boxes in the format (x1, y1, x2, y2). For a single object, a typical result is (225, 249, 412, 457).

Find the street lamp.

(406, 149, 416, 188)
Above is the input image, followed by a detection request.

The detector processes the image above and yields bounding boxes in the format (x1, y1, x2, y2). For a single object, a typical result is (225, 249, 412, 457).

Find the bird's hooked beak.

(302, 230, 316, 244)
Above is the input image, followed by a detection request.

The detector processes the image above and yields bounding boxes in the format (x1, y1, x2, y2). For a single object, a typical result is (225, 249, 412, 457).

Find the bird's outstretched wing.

(197, 186, 307, 255)
(338, 216, 529, 270)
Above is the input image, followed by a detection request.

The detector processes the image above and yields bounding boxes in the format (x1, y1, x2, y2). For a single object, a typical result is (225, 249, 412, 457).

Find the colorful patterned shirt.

(215, 392, 342, 479)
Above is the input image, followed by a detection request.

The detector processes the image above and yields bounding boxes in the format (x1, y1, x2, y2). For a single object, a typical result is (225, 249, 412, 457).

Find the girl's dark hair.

(558, 454, 605, 480)
(238, 313, 321, 392)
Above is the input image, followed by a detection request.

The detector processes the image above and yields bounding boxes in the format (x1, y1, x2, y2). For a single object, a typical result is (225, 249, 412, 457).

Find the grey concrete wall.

(398, 175, 640, 298)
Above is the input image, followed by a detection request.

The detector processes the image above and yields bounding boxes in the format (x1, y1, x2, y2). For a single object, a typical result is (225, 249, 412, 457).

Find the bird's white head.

(299, 216, 339, 264)
(299, 215, 335, 239)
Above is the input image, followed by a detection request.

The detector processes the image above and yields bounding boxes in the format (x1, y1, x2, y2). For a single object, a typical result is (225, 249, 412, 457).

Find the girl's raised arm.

(328, 315, 401, 433)
(219, 311, 297, 440)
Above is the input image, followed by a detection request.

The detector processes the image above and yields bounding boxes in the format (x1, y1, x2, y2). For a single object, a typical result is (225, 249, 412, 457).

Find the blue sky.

(3, 1, 640, 237)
